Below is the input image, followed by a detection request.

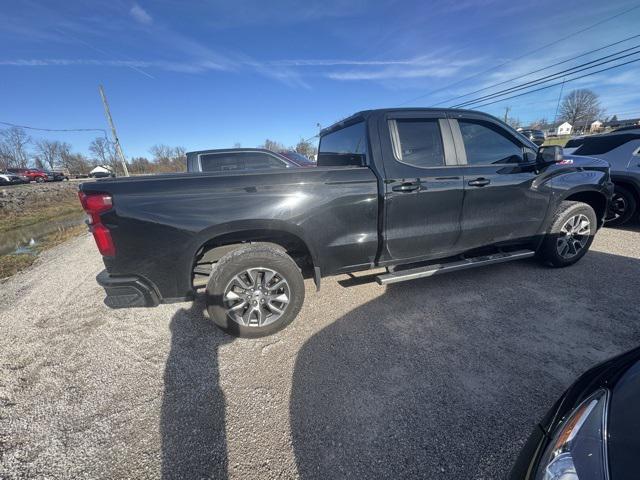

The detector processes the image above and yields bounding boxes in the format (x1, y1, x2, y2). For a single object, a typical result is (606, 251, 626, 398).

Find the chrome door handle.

(392, 182, 420, 192)
(468, 178, 491, 187)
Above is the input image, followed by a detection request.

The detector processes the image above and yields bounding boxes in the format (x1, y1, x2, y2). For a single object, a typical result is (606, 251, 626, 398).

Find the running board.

(375, 249, 535, 285)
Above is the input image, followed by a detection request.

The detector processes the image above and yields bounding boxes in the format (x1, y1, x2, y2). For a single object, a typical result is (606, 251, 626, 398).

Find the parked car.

(510, 346, 640, 480)
(279, 151, 316, 167)
(570, 128, 640, 226)
(43, 170, 69, 182)
(7, 168, 48, 183)
(0, 171, 28, 185)
(79, 108, 613, 337)
(186, 148, 297, 172)
(563, 136, 586, 155)
(518, 129, 546, 146)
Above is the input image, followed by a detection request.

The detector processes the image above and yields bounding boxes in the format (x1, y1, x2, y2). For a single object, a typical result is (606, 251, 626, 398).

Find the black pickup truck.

(80, 108, 613, 337)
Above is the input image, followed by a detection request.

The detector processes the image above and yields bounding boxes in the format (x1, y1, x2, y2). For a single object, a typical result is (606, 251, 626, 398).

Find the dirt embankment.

(0, 181, 89, 279)
(0, 181, 84, 232)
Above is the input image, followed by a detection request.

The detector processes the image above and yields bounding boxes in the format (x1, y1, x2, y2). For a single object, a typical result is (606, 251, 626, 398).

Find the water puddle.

(0, 213, 87, 256)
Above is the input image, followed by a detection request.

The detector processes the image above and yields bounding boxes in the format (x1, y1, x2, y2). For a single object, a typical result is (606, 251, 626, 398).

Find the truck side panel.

(83, 167, 379, 300)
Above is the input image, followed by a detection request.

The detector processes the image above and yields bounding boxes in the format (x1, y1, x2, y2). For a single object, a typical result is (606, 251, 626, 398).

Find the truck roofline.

(320, 108, 511, 136)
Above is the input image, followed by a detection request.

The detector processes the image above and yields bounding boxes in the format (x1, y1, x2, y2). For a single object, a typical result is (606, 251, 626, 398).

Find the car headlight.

(536, 389, 609, 480)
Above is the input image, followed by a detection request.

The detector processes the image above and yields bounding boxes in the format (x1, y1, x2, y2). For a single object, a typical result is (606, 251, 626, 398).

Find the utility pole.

(99, 85, 130, 177)
(553, 76, 566, 129)
(503, 106, 510, 123)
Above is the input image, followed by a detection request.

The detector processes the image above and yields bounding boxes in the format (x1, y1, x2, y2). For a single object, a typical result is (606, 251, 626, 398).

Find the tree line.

(0, 126, 317, 175)
(498, 88, 615, 131)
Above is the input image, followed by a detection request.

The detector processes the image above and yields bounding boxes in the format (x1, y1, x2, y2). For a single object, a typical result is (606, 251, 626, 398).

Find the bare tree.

(261, 139, 286, 152)
(35, 139, 61, 170)
(294, 138, 317, 158)
(57, 142, 74, 170)
(530, 117, 550, 130)
(149, 144, 187, 173)
(0, 142, 12, 171)
(559, 89, 604, 126)
(505, 116, 521, 129)
(89, 136, 117, 169)
(33, 155, 46, 170)
(64, 152, 91, 175)
(129, 156, 152, 174)
(233, 142, 242, 148)
(0, 127, 31, 168)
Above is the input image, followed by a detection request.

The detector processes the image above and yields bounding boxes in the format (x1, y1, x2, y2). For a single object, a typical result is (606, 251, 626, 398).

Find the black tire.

(35, 177, 45, 183)
(538, 201, 597, 267)
(205, 243, 305, 338)
(605, 185, 636, 227)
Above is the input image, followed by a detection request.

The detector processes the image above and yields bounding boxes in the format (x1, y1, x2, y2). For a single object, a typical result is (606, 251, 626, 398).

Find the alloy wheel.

(605, 193, 627, 222)
(223, 267, 290, 327)
(556, 214, 591, 259)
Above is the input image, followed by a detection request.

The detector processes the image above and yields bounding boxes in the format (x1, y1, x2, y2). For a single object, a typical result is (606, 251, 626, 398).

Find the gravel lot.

(1, 225, 639, 479)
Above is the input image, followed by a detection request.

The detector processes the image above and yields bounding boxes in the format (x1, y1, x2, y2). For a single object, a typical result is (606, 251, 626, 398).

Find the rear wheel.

(605, 185, 636, 226)
(538, 201, 597, 267)
(205, 243, 305, 337)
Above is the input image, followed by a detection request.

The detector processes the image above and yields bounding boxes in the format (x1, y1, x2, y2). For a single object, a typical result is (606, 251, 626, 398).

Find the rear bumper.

(97, 270, 160, 308)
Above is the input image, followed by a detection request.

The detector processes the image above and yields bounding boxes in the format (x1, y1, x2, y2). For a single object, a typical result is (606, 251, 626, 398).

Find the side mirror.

(537, 145, 563, 165)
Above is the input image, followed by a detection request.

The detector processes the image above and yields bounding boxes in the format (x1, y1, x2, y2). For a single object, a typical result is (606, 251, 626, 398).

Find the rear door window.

(391, 119, 444, 168)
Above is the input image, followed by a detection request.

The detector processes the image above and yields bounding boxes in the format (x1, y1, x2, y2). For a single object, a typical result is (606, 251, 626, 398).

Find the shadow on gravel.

(161, 298, 233, 480)
(290, 251, 640, 479)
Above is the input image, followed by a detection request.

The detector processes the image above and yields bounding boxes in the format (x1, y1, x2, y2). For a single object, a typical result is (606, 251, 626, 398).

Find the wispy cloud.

(0, 54, 475, 85)
(320, 57, 478, 81)
(130, 3, 152, 25)
(327, 67, 462, 81)
(0, 58, 228, 73)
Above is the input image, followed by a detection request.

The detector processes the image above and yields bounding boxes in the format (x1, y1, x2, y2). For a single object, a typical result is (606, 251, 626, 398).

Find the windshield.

(574, 133, 640, 155)
(281, 151, 315, 166)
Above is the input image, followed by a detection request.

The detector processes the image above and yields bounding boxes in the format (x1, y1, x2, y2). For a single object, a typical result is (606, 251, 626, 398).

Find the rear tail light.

(78, 191, 116, 256)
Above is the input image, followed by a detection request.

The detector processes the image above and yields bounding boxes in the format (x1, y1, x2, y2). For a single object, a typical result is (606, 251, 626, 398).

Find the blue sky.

(1, 0, 639, 158)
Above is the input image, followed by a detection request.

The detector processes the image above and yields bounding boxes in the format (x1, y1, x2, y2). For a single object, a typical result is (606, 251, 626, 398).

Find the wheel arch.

(562, 189, 608, 228)
(185, 221, 318, 293)
(611, 176, 640, 205)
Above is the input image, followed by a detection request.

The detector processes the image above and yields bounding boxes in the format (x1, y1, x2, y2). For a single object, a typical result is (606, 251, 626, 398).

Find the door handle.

(392, 182, 421, 192)
(467, 178, 491, 187)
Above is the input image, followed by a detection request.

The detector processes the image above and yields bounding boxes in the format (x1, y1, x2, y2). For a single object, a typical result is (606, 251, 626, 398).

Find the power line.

(0, 120, 108, 138)
(396, 3, 640, 107)
(468, 57, 640, 109)
(452, 45, 640, 108)
(434, 33, 640, 107)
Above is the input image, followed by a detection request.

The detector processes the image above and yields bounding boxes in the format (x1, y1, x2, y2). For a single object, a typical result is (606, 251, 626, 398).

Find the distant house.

(590, 120, 603, 133)
(557, 122, 573, 135)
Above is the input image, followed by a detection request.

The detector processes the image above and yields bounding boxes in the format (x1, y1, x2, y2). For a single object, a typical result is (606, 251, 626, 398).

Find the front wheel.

(35, 177, 45, 183)
(538, 201, 597, 267)
(205, 243, 305, 337)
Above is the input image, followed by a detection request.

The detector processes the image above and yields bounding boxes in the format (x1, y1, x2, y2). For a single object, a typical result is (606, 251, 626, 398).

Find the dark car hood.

(562, 154, 610, 174)
(608, 359, 640, 480)
(538, 347, 640, 480)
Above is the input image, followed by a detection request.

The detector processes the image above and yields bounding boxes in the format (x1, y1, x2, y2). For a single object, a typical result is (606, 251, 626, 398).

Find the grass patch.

(0, 198, 83, 233)
(0, 254, 36, 279)
(543, 136, 571, 147)
(0, 224, 86, 280)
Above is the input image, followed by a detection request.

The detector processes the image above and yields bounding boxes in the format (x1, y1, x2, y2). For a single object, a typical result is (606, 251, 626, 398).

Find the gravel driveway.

(1, 226, 639, 479)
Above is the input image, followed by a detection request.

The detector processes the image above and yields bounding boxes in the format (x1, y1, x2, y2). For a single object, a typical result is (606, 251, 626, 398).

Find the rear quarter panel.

(86, 167, 378, 299)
